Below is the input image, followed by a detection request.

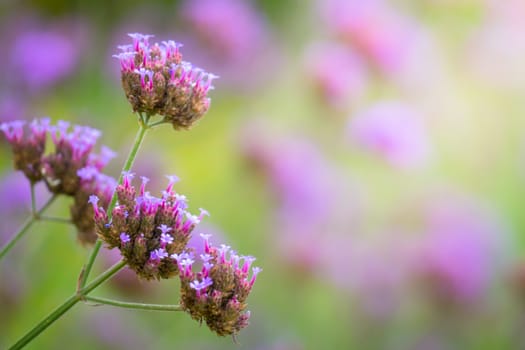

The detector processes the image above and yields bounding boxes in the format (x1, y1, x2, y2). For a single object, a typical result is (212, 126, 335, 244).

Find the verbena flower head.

(1, 118, 116, 244)
(43, 121, 107, 195)
(1, 119, 50, 182)
(178, 233, 261, 336)
(114, 33, 218, 130)
(91, 173, 209, 280)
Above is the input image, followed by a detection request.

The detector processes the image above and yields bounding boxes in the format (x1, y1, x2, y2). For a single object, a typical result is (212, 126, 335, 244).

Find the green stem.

(84, 295, 182, 312)
(148, 119, 167, 128)
(9, 260, 126, 350)
(0, 194, 58, 262)
(30, 182, 36, 215)
(79, 120, 149, 289)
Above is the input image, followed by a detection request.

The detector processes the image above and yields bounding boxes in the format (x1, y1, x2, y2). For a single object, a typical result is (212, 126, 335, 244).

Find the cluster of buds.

(90, 172, 209, 280)
(178, 233, 262, 336)
(90, 172, 262, 335)
(0, 119, 48, 182)
(113, 33, 218, 130)
(1, 118, 116, 244)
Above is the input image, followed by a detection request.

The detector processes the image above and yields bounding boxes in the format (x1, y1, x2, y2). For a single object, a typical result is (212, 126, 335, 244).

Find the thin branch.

(0, 194, 58, 262)
(84, 295, 182, 312)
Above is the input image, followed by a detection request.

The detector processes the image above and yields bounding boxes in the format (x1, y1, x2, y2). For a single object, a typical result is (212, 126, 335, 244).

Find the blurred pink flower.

(320, 0, 419, 74)
(347, 101, 431, 169)
(323, 233, 417, 320)
(181, 0, 267, 63)
(10, 29, 79, 91)
(304, 42, 368, 109)
(417, 192, 509, 304)
(240, 120, 365, 270)
(179, 0, 278, 90)
(0, 95, 26, 123)
(246, 138, 336, 268)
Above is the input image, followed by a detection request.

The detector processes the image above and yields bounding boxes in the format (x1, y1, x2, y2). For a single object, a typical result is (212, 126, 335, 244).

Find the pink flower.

(347, 101, 431, 169)
(417, 192, 509, 303)
(320, 0, 418, 74)
(10, 29, 78, 90)
(181, 0, 267, 63)
(305, 42, 367, 108)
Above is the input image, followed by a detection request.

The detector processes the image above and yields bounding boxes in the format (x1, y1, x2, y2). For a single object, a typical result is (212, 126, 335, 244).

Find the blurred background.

(1, 0, 525, 349)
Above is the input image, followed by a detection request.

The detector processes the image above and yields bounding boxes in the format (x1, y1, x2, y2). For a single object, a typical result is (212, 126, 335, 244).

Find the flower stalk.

(84, 295, 182, 312)
(79, 118, 149, 289)
(0, 194, 58, 261)
(9, 260, 126, 350)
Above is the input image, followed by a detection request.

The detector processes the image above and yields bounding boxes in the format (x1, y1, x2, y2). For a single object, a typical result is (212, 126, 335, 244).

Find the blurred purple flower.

(181, 0, 266, 63)
(241, 122, 337, 222)
(323, 233, 417, 320)
(347, 101, 431, 169)
(240, 120, 365, 269)
(178, 0, 277, 90)
(9, 28, 78, 91)
(320, 0, 419, 74)
(304, 42, 368, 109)
(417, 192, 509, 304)
(0, 95, 26, 123)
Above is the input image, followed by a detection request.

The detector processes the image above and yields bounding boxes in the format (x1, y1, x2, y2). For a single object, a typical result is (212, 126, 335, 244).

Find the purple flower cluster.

(1, 119, 48, 182)
(178, 233, 261, 336)
(90, 173, 261, 335)
(42, 121, 111, 195)
(0, 118, 116, 244)
(90, 172, 209, 280)
(114, 33, 218, 129)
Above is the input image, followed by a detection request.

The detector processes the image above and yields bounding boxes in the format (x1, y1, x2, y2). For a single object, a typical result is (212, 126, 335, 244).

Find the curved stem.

(84, 295, 182, 312)
(79, 120, 149, 289)
(0, 194, 58, 262)
(9, 260, 126, 350)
